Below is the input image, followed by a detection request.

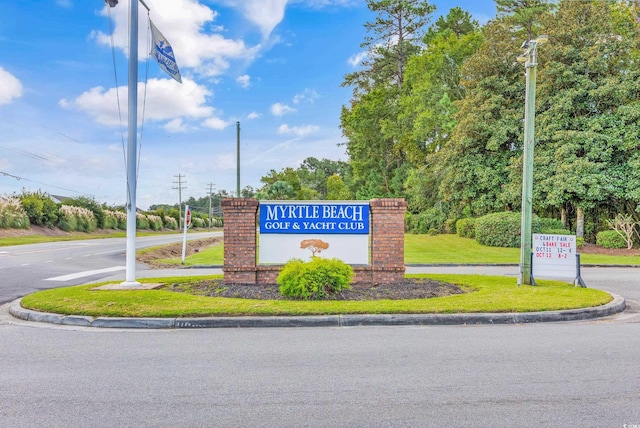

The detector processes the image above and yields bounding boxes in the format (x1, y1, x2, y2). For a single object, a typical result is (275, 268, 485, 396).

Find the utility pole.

(207, 182, 215, 229)
(236, 121, 241, 198)
(173, 174, 186, 231)
(517, 35, 548, 285)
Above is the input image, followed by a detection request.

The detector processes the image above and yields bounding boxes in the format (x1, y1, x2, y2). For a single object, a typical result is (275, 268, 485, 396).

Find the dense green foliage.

(335, 0, 640, 243)
(475, 212, 541, 248)
(596, 230, 627, 249)
(18, 190, 59, 227)
(277, 258, 354, 300)
(456, 218, 476, 239)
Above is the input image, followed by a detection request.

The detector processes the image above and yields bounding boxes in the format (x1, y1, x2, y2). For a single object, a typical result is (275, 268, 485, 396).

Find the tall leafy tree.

(496, 0, 552, 40)
(433, 19, 526, 217)
(530, 0, 640, 237)
(341, 0, 435, 199)
(344, 0, 436, 94)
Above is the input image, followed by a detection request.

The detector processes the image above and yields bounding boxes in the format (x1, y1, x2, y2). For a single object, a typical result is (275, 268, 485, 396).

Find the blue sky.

(0, 0, 496, 209)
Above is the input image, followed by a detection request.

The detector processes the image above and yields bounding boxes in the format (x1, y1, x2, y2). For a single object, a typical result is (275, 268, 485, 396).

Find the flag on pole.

(149, 20, 182, 83)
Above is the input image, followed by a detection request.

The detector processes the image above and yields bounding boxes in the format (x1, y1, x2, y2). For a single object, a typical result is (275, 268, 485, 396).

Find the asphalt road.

(0, 255, 639, 426)
(0, 231, 222, 304)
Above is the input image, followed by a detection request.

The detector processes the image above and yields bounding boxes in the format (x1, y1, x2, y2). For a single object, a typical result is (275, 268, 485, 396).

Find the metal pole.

(122, 0, 140, 286)
(519, 41, 538, 286)
(236, 121, 241, 197)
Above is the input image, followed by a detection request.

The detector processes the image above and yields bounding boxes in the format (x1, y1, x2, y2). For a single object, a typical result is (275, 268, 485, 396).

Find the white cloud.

(247, 112, 261, 119)
(202, 116, 230, 130)
(292, 88, 320, 104)
(277, 124, 319, 137)
(94, 0, 261, 78)
(236, 74, 251, 88)
(60, 78, 213, 127)
(270, 102, 296, 116)
(164, 118, 190, 133)
(0, 67, 23, 106)
(234, 0, 288, 39)
(348, 51, 369, 67)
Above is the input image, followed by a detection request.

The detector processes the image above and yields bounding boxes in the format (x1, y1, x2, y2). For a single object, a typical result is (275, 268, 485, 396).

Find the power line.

(1, 170, 83, 195)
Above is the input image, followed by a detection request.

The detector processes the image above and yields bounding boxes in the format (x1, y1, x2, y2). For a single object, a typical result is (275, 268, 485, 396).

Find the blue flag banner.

(150, 20, 182, 83)
(259, 201, 370, 235)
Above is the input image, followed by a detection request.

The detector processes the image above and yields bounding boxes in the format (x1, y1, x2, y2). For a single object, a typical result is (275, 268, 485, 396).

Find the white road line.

(45, 266, 126, 282)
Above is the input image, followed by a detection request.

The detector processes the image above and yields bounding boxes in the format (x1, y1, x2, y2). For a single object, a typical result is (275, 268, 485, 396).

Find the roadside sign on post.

(532, 234, 586, 287)
(185, 209, 192, 228)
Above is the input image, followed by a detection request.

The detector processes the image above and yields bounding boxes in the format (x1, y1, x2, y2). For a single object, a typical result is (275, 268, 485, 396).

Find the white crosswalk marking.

(45, 266, 126, 282)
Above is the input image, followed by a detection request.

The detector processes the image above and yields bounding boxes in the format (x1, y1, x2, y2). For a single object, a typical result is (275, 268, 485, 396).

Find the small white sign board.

(532, 234, 577, 280)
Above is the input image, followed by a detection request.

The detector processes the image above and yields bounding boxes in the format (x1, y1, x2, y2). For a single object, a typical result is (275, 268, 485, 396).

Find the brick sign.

(259, 201, 370, 264)
(532, 234, 577, 280)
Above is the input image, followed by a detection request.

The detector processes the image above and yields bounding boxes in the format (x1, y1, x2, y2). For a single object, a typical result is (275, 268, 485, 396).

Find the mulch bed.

(167, 278, 466, 301)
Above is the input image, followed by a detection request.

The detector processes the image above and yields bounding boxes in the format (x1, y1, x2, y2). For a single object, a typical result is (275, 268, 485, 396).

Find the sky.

(0, 0, 496, 209)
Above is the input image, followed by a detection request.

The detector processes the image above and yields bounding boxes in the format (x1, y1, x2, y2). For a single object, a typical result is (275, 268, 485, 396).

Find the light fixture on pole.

(518, 35, 548, 286)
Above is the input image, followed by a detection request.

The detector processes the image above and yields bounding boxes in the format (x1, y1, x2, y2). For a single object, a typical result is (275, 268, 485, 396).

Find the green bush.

(163, 216, 178, 230)
(58, 205, 96, 232)
(405, 208, 447, 234)
(596, 230, 626, 249)
(455, 218, 476, 239)
(475, 211, 541, 248)
(136, 213, 150, 230)
(18, 190, 58, 227)
(278, 258, 353, 300)
(539, 218, 564, 233)
(64, 196, 105, 229)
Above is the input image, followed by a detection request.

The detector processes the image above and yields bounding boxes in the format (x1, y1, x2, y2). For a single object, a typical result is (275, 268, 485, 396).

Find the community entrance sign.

(259, 201, 370, 264)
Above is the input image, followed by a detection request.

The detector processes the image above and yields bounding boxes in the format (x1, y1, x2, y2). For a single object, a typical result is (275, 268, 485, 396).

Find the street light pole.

(518, 35, 547, 286)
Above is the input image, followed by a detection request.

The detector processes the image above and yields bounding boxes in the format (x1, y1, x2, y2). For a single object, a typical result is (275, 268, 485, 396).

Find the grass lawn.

(167, 234, 640, 266)
(20, 274, 612, 318)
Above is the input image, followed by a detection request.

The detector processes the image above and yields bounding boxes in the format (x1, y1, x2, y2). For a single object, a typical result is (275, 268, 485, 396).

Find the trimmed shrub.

(456, 218, 476, 239)
(278, 258, 353, 300)
(0, 197, 30, 229)
(596, 230, 627, 249)
(475, 211, 541, 248)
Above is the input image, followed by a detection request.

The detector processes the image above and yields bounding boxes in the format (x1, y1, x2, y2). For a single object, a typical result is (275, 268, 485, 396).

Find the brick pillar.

(222, 198, 258, 284)
(370, 198, 407, 283)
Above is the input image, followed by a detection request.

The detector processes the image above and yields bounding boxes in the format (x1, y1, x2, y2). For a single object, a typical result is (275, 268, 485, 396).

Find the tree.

(433, 19, 526, 217)
(326, 174, 352, 200)
(532, 0, 640, 238)
(496, 0, 553, 40)
(344, 0, 436, 93)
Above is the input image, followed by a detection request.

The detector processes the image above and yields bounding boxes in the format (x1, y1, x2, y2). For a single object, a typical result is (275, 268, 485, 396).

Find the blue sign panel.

(260, 202, 370, 234)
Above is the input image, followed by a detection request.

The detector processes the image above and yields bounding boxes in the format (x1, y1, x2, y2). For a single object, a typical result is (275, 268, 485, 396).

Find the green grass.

(155, 242, 224, 266)
(156, 234, 640, 266)
(20, 273, 612, 318)
(405, 234, 521, 264)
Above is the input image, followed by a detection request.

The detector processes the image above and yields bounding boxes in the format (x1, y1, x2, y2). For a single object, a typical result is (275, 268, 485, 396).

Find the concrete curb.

(9, 294, 626, 329)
